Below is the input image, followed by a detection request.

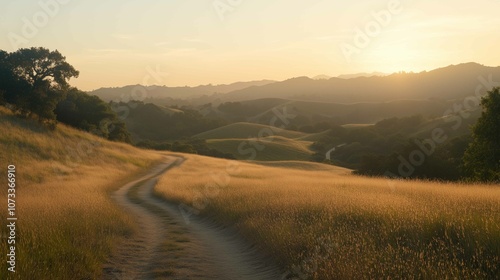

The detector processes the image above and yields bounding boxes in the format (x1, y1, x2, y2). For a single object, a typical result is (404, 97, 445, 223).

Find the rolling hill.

(206, 136, 314, 161)
(194, 122, 307, 140)
(194, 123, 316, 161)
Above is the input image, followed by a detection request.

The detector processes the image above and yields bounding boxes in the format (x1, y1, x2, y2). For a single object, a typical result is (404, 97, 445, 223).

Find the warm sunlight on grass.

(155, 154, 500, 279)
(0, 107, 162, 279)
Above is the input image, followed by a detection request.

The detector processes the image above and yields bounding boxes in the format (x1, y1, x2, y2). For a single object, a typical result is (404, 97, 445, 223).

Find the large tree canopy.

(8, 47, 79, 88)
(463, 87, 500, 182)
(1, 47, 79, 125)
(55, 88, 131, 143)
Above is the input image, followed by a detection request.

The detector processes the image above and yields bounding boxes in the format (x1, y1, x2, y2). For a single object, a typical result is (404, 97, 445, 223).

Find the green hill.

(195, 122, 307, 140)
(206, 136, 314, 161)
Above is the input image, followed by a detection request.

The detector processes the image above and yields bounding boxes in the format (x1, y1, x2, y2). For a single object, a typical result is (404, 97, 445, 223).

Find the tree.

(9, 47, 79, 88)
(108, 121, 131, 143)
(7, 47, 79, 125)
(55, 88, 115, 132)
(55, 88, 131, 143)
(463, 88, 500, 182)
(0, 50, 29, 107)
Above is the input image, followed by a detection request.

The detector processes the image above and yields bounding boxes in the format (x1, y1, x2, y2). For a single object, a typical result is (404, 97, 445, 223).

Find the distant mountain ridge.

(89, 80, 276, 102)
(89, 63, 500, 106)
(223, 63, 500, 103)
(336, 72, 388, 79)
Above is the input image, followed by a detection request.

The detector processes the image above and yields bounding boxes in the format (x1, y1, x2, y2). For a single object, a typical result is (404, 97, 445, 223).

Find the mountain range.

(90, 63, 500, 106)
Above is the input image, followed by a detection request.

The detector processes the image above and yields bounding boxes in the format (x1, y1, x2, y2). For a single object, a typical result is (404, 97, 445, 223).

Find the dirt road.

(102, 156, 282, 280)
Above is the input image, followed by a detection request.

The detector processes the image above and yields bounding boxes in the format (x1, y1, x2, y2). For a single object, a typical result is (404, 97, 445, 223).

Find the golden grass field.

(1, 103, 499, 279)
(155, 154, 500, 279)
(0, 107, 163, 279)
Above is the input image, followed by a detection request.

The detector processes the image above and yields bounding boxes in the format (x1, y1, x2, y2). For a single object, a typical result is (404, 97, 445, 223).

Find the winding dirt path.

(102, 156, 282, 280)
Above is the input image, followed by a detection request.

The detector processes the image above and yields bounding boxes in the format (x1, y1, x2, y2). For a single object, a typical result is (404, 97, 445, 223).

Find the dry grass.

(155, 154, 500, 279)
(0, 107, 162, 279)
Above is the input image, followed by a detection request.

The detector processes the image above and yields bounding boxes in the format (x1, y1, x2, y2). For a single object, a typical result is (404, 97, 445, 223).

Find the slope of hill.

(194, 122, 307, 140)
(222, 63, 500, 103)
(206, 136, 314, 161)
(0, 106, 162, 279)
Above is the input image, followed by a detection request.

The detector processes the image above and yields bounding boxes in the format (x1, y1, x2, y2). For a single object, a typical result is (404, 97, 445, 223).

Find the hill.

(114, 101, 226, 142)
(89, 63, 500, 109)
(222, 63, 500, 103)
(0, 106, 162, 279)
(89, 80, 276, 103)
(194, 122, 307, 140)
(206, 136, 314, 161)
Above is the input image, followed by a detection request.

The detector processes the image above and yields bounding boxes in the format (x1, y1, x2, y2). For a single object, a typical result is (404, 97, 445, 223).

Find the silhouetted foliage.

(463, 88, 500, 182)
(1, 47, 79, 127)
(55, 88, 131, 142)
(355, 136, 471, 181)
(311, 114, 475, 181)
(0, 50, 30, 111)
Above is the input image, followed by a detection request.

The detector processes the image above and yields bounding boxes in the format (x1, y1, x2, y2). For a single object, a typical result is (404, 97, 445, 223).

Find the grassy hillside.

(206, 136, 314, 161)
(195, 122, 307, 140)
(0, 106, 162, 279)
(155, 154, 500, 279)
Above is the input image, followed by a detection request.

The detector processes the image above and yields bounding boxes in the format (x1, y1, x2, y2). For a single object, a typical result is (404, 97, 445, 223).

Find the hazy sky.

(1, 0, 500, 90)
